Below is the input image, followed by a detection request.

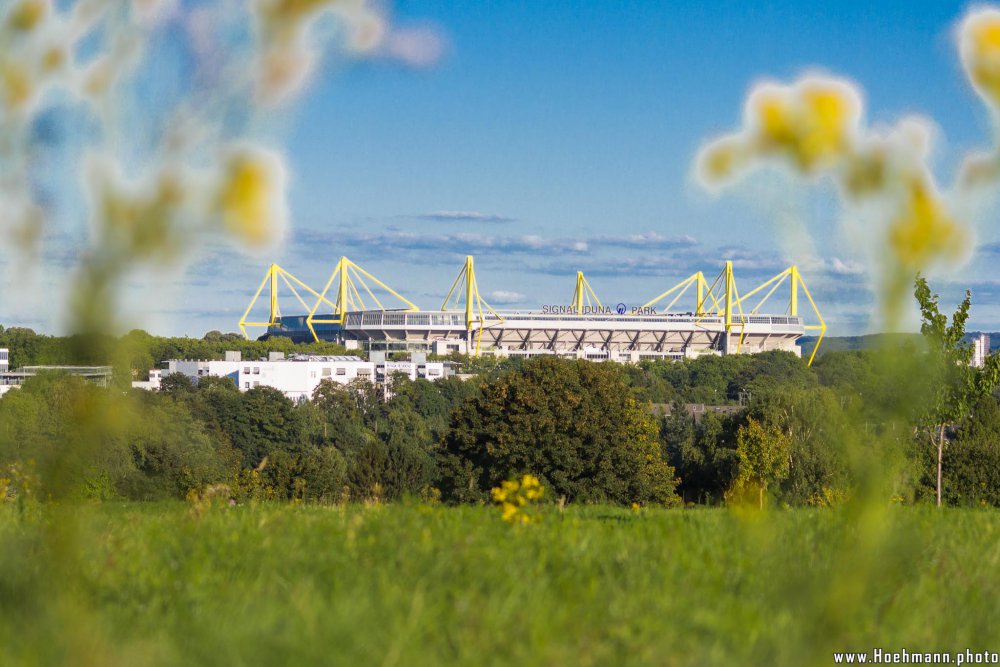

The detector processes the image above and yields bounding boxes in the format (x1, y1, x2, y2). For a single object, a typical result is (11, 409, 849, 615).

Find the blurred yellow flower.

(698, 137, 744, 185)
(961, 9, 1000, 108)
(888, 181, 967, 269)
(750, 80, 858, 171)
(41, 47, 66, 72)
(217, 149, 286, 247)
(491, 473, 545, 524)
(2, 63, 34, 110)
(6, 0, 48, 33)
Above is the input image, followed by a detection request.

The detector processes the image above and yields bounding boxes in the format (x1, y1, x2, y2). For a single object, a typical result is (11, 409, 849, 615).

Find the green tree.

(297, 446, 348, 501)
(159, 372, 195, 396)
(237, 386, 306, 467)
(621, 362, 678, 404)
(117, 393, 233, 500)
(945, 394, 1000, 507)
(685, 355, 734, 404)
(735, 417, 790, 509)
(660, 407, 740, 504)
(309, 379, 371, 452)
(748, 387, 851, 506)
(730, 351, 816, 400)
(266, 445, 347, 502)
(914, 276, 1000, 506)
(439, 356, 680, 506)
(375, 400, 437, 497)
(386, 376, 458, 442)
(0, 374, 232, 500)
(188, 382, 306, 469)
(308, 378, 435, 500)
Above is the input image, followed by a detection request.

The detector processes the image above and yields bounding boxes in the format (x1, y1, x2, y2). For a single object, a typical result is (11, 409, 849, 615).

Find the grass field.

(1, 502, 998, 666)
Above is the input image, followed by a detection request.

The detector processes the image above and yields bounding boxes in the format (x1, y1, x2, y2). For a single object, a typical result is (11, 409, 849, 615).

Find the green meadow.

(1, 503, 997, 667)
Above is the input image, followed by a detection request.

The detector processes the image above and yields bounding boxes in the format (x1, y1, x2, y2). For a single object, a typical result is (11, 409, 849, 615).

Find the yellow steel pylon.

(643, 261, 825, 364)
(239, 264, 332, 341)
(644, 263, 747, 353)
(571, 271, 603, 314)
(441, 255, 503, 355)
(697, 261, 748, 353)
(642, 271, 717, 315)
(738, 265, 826, 366)
(306, 256, 418, 339)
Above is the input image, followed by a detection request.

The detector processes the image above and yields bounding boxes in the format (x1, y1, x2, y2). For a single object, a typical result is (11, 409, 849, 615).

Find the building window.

(310, 371, 316, 379)
(336, 367, 346, 376)
(244, 382, 250, 389)
(253, 367, 260, 375)
(428, 368, 441, 376)
(322, 368, 332, 377)
(243, 367, 250, 374)
(253, 381, 259, 387)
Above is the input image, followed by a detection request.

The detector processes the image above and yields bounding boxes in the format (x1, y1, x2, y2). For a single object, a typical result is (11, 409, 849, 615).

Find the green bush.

(439, 357, 680, 506)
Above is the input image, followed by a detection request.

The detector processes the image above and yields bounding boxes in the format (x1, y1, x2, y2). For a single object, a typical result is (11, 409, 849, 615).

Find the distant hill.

(798, 331, 1000, 359)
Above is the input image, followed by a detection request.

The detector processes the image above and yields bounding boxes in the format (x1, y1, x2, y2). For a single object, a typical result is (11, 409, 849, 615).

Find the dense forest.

(2, 321, 998, 508)
(0, 326, 349, 380)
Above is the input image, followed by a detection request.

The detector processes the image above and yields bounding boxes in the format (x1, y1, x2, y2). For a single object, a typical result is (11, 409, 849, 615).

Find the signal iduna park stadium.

(239, 256, 826, 365)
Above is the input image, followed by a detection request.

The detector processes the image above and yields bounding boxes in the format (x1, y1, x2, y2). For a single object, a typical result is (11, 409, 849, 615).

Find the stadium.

(239, 256, 826, 365)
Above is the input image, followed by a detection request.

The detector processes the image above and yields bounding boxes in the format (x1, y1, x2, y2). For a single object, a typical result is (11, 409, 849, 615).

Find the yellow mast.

(239, 264, 331, 342)
(441, 255, 503, 355)
(571, 271, 603, 314)
(307, 256, 418, 339)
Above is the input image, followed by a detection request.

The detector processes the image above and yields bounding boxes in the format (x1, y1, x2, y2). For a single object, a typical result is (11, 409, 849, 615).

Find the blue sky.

(8, 0, 1000, 337)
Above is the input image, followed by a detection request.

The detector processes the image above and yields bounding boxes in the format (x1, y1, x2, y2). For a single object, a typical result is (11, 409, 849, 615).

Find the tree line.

(0, 348, 995, 507)
(0, 326, 349, 383)
(1, 279, 998, 508)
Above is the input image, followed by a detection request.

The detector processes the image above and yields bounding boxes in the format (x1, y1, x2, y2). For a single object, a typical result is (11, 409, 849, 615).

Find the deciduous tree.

(439, 357, 680, 506)
(914, 276, 1000, 506)
(736, 417, 790, 509)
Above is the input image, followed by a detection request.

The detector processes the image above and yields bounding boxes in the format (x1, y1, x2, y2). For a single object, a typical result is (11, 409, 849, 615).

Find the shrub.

(439, 357, 680, 506)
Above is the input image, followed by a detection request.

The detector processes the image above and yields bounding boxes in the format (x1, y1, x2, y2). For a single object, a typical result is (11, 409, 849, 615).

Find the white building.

(328, 310, 803, 359)
(972, 333, 991, 369)
(1, 348, 12, 397)
(134, 351, 450, 401)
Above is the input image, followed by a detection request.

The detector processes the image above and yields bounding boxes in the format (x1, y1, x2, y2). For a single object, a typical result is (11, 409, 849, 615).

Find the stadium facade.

(239, 256, 826, 365)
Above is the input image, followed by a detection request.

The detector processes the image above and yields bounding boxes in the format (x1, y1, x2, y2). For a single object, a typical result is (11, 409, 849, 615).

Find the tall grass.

(1, 503, 996, 666)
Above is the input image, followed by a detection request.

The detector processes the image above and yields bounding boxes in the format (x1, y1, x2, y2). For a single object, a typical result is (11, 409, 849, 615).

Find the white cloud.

(415, 210, 515, 223)
(379, 25, 448, 68)
(487, 290, 527, 305)
(593, 232, 698, 249)
(592, 232, 698, 250)
(827, 257, 866, 276)
(293, 229, 589, 259)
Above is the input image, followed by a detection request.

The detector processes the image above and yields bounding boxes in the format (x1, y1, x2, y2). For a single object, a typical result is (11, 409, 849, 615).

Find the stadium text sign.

(540, 305, 658, 315)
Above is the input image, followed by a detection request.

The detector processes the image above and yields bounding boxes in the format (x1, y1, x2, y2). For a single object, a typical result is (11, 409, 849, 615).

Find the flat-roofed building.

(134, 351, 451, 401)
(246, 258, 825, 365)
(972, 333, 991, 368)
(1, 363, 114, 396)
